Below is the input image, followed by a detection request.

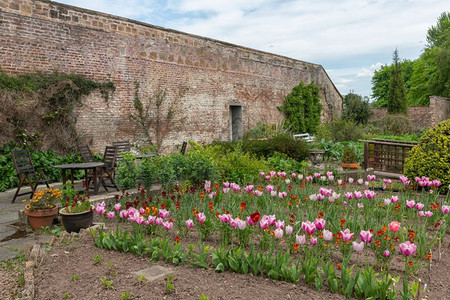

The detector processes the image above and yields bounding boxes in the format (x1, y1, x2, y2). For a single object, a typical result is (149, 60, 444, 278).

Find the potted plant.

(59, 190, 94, 233)
(23, 188, 61, 231)
(341, 145, 360, 170)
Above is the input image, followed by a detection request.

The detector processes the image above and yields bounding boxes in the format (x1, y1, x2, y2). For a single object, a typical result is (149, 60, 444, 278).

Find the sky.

(56, 0, 448, 99)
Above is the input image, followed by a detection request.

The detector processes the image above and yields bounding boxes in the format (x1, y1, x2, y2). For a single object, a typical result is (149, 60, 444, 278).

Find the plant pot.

(59, 206, 94, 233)
(341, 162, 360, 171)
(308, 149, 325, 165)
(24, 206, 59, 231)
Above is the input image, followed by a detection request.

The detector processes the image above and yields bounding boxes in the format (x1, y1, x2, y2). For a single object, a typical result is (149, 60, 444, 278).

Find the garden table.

(53, 162, 105, 195)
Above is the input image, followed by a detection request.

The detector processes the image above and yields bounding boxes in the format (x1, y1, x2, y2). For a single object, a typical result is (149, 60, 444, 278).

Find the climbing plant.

(278, 81, 322, 134)
(0, 69, 115, 153)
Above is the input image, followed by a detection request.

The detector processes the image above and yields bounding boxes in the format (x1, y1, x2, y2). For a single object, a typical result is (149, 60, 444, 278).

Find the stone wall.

(0, 0, 343, 153)
(371, 96, 450, 130)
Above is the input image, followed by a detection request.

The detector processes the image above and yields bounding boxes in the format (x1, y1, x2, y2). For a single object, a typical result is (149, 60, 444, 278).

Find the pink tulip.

(285, 179, 291, 184)
(270, 191, 277, 197)
(253, 190, 263, 197)
(384, 198, 391, 206)
(348, 177, 354, 183)
(359, 230, 373, 243)
(415, 203, 424, 210)
(208, 192, 217, 199)
(418, 211, 425, 217)
(337, 179, 343, 185)
(391, 195, 399, 203)
(320, 176, 327, 181)
(302, 221, 316, 235)
(113, 203, 121, 211)
(399, 176, 410, 185)
(323, 229, 333, 241)
(230, 218, 239, 228)
(147, 215, 156, 224)
(432, 179, 441, 187)
(246, 216, 255, 226)
(223, 182, 230, 188)
(317, 194, 325, 201)
(219, 214, 231, 223)
(425, 211, 433, 218)
(314, 173, 321, 178)
(245, 185, 254, 192)
(399, 241, 417, 256)
(159, 208, 169, 218)
(275, 220, 285, 229)
(357, 203, 364, 209)
(357, 178, 364, 185)
(291, 173, 297, 178)
(345, 192, 353, 199)
(383, 250, 390, 258)
(223, 187, 230, 193)
(285, 225, 293, 235)
(306, 175, 313, 182)
(237, 219, 247, 230)
(441, 205, 450, 214)
(314, 218, 326, 230)
(405, 200, 415, 208)
(197, 212, 206, 223)
(296, 234, 306, 245)
(364, 190, 375, 199)
(163, 221, 173, 231)
(298, 174, 304, 180)
(310, 237, 318, 246)
(139, 207, 145, 214)
(326, 171, 333, 177)
(265, 176, 271, 181)
(155, 217, 163, 226)
(353, 191, 363, 199)
(107, 211, 115, 219)
(259, 219, 269, 230)
(95, 202, 106, 214)
(353, 241, 364, 252)
(185, 219, 193, 228)
(119, 210, 129, 218)
(204, 180, 211, 192)
(309, 194, 318, 201)
(260, 172, 265, 177)
(279, 172, 287, 177)
(278, 192, 287, 198)
(274, 228, 283, 239)
(340, 229, 354, 242)
(267, 215, 276, 226)
(389, 221, 400, 233)
(367, 175, 376, 181)
(269, 171, 276, 177)
(135, 216, 145, 225)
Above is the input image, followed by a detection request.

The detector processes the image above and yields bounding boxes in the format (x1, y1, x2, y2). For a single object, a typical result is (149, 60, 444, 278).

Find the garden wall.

(371, 96, 450, 129)
(0, 0, 342, 153)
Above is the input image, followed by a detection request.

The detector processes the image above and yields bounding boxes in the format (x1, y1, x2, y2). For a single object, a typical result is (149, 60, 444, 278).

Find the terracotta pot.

(59, 206, 94, 233)
(24, 206, 58, 231)
(341, 162, 360, 171)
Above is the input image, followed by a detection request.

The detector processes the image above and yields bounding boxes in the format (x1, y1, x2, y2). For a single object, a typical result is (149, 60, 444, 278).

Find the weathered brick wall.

(0, 0, 343, 153)
(429, 96, 450, 127)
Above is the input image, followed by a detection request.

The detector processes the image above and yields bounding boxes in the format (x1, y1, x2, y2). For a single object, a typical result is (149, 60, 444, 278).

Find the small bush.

(115, 153, 139, 190)
(138, 157, 158, 191)
(267, 152, 308, 174)
(185, 150, 219, 184)
(155, 153, 187, 189)
(404, 119, 450, 193)
(329, 119, 364, 142)
(368, 114, 414, 135)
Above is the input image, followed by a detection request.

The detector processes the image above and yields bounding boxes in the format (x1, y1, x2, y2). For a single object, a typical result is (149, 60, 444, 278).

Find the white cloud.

(357, 62, 384, 77)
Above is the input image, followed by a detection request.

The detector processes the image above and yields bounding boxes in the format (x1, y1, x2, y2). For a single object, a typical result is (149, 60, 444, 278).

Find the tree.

(342, 92, 373, 125)
(426, 12, 450, 49)
(387, 49, 407, 114)
(278, 82, 322, 134)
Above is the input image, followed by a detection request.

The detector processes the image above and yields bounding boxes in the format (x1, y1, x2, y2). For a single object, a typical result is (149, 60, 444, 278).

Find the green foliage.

(138, 157, 158, 191)
(426, 12, 450, 49)
(342, 93, 373, 125)
(278, 82, 322, 134)
(368, 114, 415, 135)
(243, 121, 292, 140)
(154, 153, 187, 189)
(388, 49, 407, 114)
(115, 152, 139, 190)
(184, 150, 219, 184)
(341, 145, 358, 163)
(328, 119, 364, 142)
(404, 119, 450, 192)
(267, 152, 308, 174)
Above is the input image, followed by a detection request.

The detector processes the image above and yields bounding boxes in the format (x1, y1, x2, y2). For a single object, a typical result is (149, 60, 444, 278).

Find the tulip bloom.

(425, 211, 433, 218)
(405, 200, 415, 208)
(391, 195, 399, 203)
(230, 218, 238, 228)
(314, 218, 326, 230)
(274, 228, 283, 239)
(119, 210, 129, 218)
(237, 219, 247, 230)
(383, 250, 390, 258)
(253, 190, 263, 197)
(359, 230, 373, 243)
(302, 221, 316, 235)
(399, 241, 417, 256)
(367, 175, 376, 181)
(155, 217, 163, 226)
(159, 208, 169, 218)
(270, 191, 277, 197)
(278, 192, 287, 198)
(357, 178, 364, 185)
(259, 219, 269, 230)
(95, 202, 106, 214)
(185, 219, 193, 228)
(314, 173, 321, 178)
(323, 229, 333, 241)
(219, 214, 231, 223)
(163, 221, 173, 231)
(244, 185, 254, 192)
(345, 192, 353, 200)
(340, 229, 354, 242)
(389, 221, 400, 233)
(309, 194, 318, 201)
(441, 205, 450, 214)
(348, 177, 354, 183)
(197, 212, 206, 223)
(357, 203, 364, 209)
(352, 241, 364, 252)
(107, 211, 115, 219)
(418, 211, 425, 217)
(113, 203, 121, 211)
(415, 203, 424, 210)
(285, 225, 293, 235)
(310, 237, 318, 246)
(298, 174, 304, 180)
(353, 191, 363, 199)
(363, 190, 375, 199)
(275, 220, 285, 229)
(384, 198, 391, 206)
(296, 234, 306, 245)
(317, 194, 325, 201)
(306, 175, 313, 182)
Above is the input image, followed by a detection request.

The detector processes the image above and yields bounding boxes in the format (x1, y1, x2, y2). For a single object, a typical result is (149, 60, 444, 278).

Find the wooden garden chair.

(180, 141, 187, 155)
(112, 140, 131, 162)
(97, 145, 119, 192)
(11, 148, 51, 203)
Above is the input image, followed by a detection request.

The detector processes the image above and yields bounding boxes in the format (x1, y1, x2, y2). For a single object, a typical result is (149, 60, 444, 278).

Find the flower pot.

(24, 206, 59, 231)
(59, 206, 94, 233)
(341, 162, 360, 171)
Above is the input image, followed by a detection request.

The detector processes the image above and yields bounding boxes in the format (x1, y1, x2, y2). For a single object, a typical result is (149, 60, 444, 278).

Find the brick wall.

(430, 96, 450, 127)
(0, 0, 343, 153)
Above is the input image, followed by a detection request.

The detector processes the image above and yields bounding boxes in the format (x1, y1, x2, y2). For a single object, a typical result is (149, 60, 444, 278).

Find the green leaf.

(215, 263, 224, 273)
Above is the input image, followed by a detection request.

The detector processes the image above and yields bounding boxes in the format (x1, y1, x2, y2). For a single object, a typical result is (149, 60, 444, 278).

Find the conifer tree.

(388, 49, 407, 114)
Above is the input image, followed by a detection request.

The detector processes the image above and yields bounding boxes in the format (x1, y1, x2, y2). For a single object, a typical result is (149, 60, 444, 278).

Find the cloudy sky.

(56, 0, 448, 99)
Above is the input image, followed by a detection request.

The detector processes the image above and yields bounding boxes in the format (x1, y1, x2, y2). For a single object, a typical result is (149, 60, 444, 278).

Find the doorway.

(229, 105, 243, 141)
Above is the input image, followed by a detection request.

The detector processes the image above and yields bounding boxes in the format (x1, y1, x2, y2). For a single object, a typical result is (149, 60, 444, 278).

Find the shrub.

(329, 119, 364, 142)
(341, 145, 358, 163)
(404, 119, 450, 193)
(138, 157, 158, 191)
(155, 153, 187, 189)
(184, 150, 219, 184)
(267, 152, 308, 174)
(368, 114, 414, 135)
(342, 93, 373, 125)
(115, 152, 139, 190)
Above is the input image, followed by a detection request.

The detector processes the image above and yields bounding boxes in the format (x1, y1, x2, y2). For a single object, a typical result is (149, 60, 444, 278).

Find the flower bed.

(93, 171, 449, 299)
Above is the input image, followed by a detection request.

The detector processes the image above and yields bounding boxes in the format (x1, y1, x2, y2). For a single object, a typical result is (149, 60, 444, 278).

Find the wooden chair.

(78, 145, 95, 163)
(180, 141, 187, 155)
(11, 148, 51, 203)
(112, 140, 131, 162)
(97, 146, 119, 192)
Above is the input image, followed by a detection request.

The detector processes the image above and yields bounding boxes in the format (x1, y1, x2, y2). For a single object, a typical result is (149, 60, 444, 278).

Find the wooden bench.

(293, 133, 315, 143)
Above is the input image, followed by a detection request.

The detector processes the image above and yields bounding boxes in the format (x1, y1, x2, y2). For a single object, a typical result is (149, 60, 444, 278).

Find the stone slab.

(132, 265, 173, 282)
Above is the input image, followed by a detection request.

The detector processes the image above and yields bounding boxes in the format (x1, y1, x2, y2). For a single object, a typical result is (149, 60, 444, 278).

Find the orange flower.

(425, 253, 431, 261)
(337, 263, 342, 269)
(199, 192, 205, 199)
(292, 243, 299, 251)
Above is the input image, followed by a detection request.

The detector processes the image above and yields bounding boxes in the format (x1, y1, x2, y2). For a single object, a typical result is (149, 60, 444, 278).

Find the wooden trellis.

(362, 139, 418, 174)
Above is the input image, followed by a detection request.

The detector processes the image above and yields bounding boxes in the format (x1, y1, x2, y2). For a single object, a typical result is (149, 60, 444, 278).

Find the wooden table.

(53, 162, 105, 195)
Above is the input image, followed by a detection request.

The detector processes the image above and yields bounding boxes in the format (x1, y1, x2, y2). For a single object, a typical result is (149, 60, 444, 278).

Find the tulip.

(260, 172, 265, 177)
(345, 192, 353, 199)
(159, 208, 169, 218)
(353, 191, 363, 199)
(314, 218, 326, 230)
(309, 194, 318, 201)
(237, 219, 247, 230)
(267, 215, 276, 226)
(136, 216, 145, 225)
(367, 174, 376, 181)
(253, 190, 263, 197)
(269, 171, 276, 177)
(265, 176, 271, 181)
(119, 210, 129, 218)
(204, 180, 211, 192)
(139, 207, 145, 214)
(223, 182, 230, 188)
(285, 225, 293, 235)
(245, 185, 254, 192)
(148, 215, 156, 224)
(185, 219, 193, 228)
(432, 179, 441, 187)
(320, 176, 327, 181)
(163, 221, 173, 231)
(95, 202, 106, 214)
(357, 203, 364, 209)
(399, 241, 417, 256)
(314, 173, 321, 178)
(405, 200, 415, 208)
(302, 221, 316, 235)
(389, 221, 400, 233)
(364, 190, 375, 199)
(291, 173, 297, 178)
(278, 192, 287, 198)
(384, 198, 391, 206)
(357, 178, 364, 185)
(383, 250, 390, 258)
(340, 229, 354, 242)
(230, 218, 238, 228)
(259, 219, 269, 230)
(113, 203, 121, 211)
(107, 211, 115, 219)
(337, 179, 343, 185)
(391, 195, 399, 203)
(219, 214, 231, 223)
(274, 228, 283, 239)
(155, 217, 163, 226)
(310, 237, 318, 246)
(415, 203, 424, 210)
(359, 230, 373, 243)
(296, 234, 306, 245)
(285, 179, 291, 184)
(352, 241, 364, 252)
(306, 175, 313, 182)
(323, 229, 333, 241)
(326, 171, 333, 177)
(348, 177, 354, 183)
(418, 211, 425, 217)
(441, 205, 450, 214)
(275, 220, 285, 229)
(425, 211, 433, 218)
(208, 192, 217, 199)
(246, 216, 254, 226)
(317, 194, 325, 201)
(270, 191, 277, 197)
(383, 178, 392, 185)
(298, 174, 304, 180)
(332, 192, 340, 199)
(223, 188, 230, 193)
(197, 212, 206, 223)
(399, 176, 410, 185)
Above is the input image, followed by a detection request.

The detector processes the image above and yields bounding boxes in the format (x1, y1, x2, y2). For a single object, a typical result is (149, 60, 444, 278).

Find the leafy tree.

(278, 82, 322, 134)
(387, 49, 407, 114)
(426, 12, 450, 49)
(342, 92, 373, 125)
